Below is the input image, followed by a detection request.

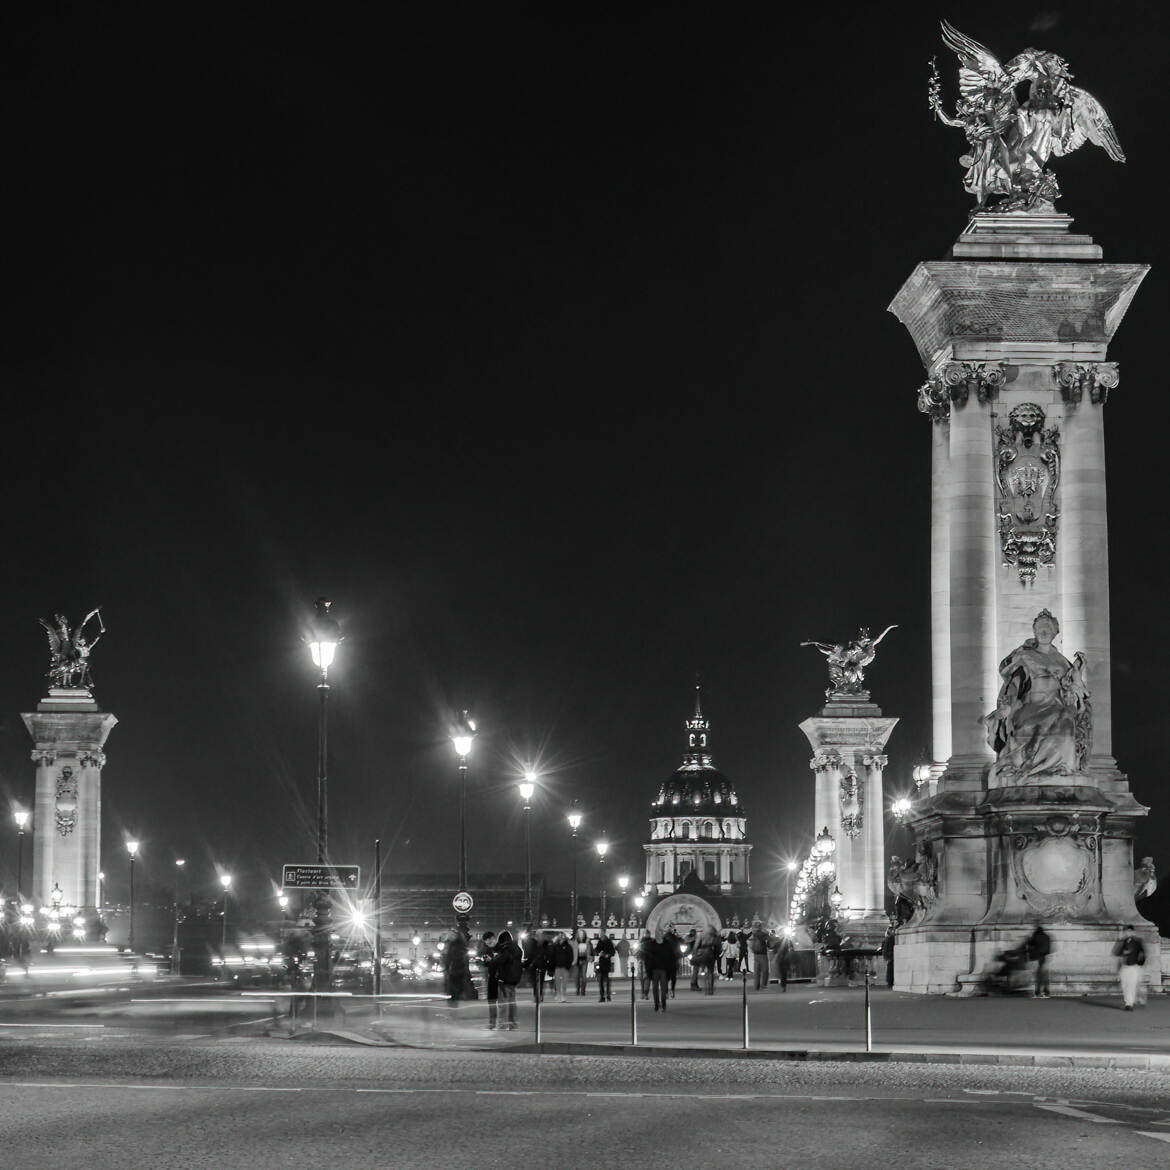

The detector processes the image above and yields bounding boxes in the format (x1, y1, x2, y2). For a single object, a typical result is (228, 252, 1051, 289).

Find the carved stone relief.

(1003, 813, 1100, 920)
(995, 402, 1060, 585)
(917, 362, 1006, 423)
(809, 749, 843, 773)
(840, 769, 863, 838)
(55, 766, 79, 838)
(1055, 362, 1119, 406)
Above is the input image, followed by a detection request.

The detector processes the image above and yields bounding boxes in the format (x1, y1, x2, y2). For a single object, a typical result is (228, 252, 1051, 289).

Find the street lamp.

(567, 803, 583, 926)
(13, 809, 29, 896)
(814, 826, 836, 857)
(450, 710, 477, 898)
(617, 873, 629, 935)
(219, 873, 232, 951)
(785, 860, 797, 917)
(97, 871, 105, 910)
(172, 859, 187, 976)
(519, 772, 536, 923)
(126, 839, 139, 952)
(913, 760, 933, 789)
(891, 795, 913, 822)
(595, 839, 609, 924)
(306, 597, 341, 994)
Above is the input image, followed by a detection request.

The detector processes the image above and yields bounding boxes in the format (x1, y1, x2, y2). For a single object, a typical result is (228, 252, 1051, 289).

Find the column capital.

(1055, 361, 1119, 405)
(809, 749, 843, 773)
(917, 361, 1006, 422)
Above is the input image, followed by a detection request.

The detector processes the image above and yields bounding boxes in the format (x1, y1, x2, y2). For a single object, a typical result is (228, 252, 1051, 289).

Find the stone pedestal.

(23, 688, 117, 910)
(887, 212, 1159, 993)
(799, 693, 897, 947)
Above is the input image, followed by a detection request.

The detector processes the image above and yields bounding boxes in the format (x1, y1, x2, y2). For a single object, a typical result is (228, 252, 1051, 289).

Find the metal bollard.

(864, 967, 873, 1053)
(535, 989, 542, 1044)
(630, 970, 638, 1046)
(741, 968, 749, 1050)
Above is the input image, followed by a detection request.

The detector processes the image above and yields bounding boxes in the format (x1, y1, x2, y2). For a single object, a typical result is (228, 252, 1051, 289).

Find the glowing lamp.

(786, 860, 797, 873)
(220, 873, 232, 890)
(567, 810, 583, 832)
(595, 840, 609, 859)
(14, 809, 29, 830)
(126, 840, 139, 858)
(829, 887, 844, 909)
(307, 597, 341, 671)
(518, 778, 535, 804)
(617, 874, 629, 892)
(633, 895, 645, 909)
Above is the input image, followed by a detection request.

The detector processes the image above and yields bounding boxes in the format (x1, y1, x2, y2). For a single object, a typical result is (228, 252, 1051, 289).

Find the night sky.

(3, 6, 1168, 921)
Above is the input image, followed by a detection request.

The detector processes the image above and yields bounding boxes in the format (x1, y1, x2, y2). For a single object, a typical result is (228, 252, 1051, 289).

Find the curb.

(503, 1041, 1170, 1071)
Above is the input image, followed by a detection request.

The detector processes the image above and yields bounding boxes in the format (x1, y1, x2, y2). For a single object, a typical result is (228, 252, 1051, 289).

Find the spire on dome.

(683, 684, 711, 764)
(693, 683, 703, 720)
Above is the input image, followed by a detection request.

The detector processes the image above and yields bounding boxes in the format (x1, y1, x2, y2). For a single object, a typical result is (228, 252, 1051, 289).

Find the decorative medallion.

(55, 765, 79, 838)
(995, 402, 1060, 584)
(840, 769, 863, 838)
(1003, 813, 1100, 920)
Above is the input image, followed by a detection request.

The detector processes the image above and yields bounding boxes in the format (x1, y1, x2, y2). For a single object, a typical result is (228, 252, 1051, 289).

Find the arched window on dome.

(700, 733, 707, 747)
(688, 733, 696, 748)
(700, 821, 714, 839)
(680, 823, 691, 840)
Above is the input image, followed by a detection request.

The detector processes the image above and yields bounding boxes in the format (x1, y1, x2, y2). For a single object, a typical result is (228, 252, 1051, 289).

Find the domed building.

(644, 688, 752, 896)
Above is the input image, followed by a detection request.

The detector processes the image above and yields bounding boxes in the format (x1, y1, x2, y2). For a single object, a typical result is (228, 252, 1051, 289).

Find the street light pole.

(373, 838, 382, 997)
(785, 860, 797, 922)
(14, 810, 29, 897)
(172, 858, 186, 975)
(567, 806, 582, 927)
(450, 711, 476, 900)
(126, 840, 139, 952)
(596, 840, 609, 924)
(306, 598, 341, 995)
(519, 774, 535, 923)
(617, 874, 629, 938)
(220, 873, 232, 950)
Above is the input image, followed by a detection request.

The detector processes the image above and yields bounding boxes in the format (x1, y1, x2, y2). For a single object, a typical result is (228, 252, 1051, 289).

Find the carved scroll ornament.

(917, 362, 1006, 423)
(1055, 362, 1119, 406)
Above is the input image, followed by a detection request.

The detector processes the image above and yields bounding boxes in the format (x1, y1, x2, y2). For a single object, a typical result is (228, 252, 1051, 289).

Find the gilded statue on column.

(985, 610, 1092, 784)
(801, 625, 897, 698)
(39, 608, 105, 691)
(929, 21, 1125, 211)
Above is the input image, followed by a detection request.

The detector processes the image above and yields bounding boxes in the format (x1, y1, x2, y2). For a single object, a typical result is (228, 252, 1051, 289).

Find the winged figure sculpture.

(929, 20, 1125, 211)
(39, 608, 105, 691)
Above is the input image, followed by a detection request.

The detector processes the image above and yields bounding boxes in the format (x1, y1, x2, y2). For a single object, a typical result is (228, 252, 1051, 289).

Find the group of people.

(984, 923, 1148, 1007)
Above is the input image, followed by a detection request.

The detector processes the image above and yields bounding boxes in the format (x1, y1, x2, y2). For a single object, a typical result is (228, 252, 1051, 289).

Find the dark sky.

(3, 5, 1168, 917)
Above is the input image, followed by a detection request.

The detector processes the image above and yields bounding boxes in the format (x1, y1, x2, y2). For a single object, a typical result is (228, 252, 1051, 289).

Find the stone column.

(24, 689, 117, 910)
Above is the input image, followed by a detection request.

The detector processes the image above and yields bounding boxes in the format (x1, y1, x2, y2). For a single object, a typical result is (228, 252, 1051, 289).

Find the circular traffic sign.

(452, 891, 474, 914)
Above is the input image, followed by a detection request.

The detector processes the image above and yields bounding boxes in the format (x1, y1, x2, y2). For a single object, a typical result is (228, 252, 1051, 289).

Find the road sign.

(452, 891, 474, 914)
(282, 864, 360, 890)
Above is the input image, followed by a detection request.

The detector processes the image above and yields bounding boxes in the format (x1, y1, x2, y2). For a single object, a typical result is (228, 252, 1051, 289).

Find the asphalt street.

(1, 1043, 1168, 1168)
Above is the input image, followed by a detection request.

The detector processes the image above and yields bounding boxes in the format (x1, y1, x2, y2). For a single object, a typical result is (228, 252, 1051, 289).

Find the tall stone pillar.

(888, 213, 1155, 993)
(800, 691, 898, 947)
(24, 688, 117, 910)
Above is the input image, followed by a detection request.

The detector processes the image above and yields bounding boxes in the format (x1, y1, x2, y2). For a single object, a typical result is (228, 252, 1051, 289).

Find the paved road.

(1, 1043, 1168, 1168)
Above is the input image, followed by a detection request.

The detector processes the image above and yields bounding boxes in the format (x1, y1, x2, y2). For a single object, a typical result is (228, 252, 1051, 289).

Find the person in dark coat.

(647, 928, 676, 1011)
(478, 930, 498, 1028)
(685, 928, 700, 990)
(637, 930, 652, 998)
(443, 924, 474, 1003)
(593, 930, 616, 1001)
(664, 928, 682, 997)
(524, 931, 549, 1002)
(749, 922, 769, 990)
(777, 930, 795, 991)
(573, 928, 591, 996)
(881, 924, 895, 991)
(492, 930, 523, 1030)
(1025, 924, 1052, 998)
(549, 933, 574, 1002)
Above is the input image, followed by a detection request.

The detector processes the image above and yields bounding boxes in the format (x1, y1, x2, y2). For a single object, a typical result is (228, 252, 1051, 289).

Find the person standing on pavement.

(478, 930, 498, 1028)
(594, 929, 616, 1001)
(777, 930, 794, 991)
(549, 932, 573, 1002)
(692, 925, 720, 995)
(573, 928, 591, 996)
(685, 928, 700, 990)
(524, 931, 548, 1003)
(637, 930, 652, 999)
(664, 928, 682, 997)
(750, 921, 769, 990)
(1112, 925, 1147, 1010)
(881, 923, 896, 990)
(492, 930, 523, 1030)
(1025, 924, 1052, 998)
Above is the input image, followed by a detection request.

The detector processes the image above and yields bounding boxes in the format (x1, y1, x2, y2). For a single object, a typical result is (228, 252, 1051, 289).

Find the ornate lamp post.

(567, 805, 583, 926)
(97, 870, 105, 911)
(450, 711, 477, 897)
(219, 873, 232, 950)
(519, 773, 536, 923)
(126, 840, 139, 952)
(13, 809, 29, 897)
(306, 597, 341, 993)
(595, 839, 609, 924)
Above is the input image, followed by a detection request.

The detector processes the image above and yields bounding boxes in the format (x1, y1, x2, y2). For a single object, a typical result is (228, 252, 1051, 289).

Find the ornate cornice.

(1055, 361, 1119, 405)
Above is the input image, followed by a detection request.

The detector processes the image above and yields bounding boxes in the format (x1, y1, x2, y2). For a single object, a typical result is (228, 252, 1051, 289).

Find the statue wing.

(940, 20, 1009, 100)
(1061, 86, 1126, 162)
(38, 618, 62, 657)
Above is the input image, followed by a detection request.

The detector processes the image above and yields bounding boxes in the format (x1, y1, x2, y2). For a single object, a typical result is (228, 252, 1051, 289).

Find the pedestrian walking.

(443, 923, 474, 1003)
(524, 931, 548, 1002)
(493, 930, 523, 1030)
(549, 932, 573, 1002)
(647, 928, 675, 1011)
(478, 930, 499, 1028)
(777, 930, 794, 991)
(1112, 925, 1147, 1010)
(750, 921, 769, 990)
(594, 930, 615, 1001)
(737, 927, 749, 974)
(1025, 923, 1052, 998)
(685, 928, 700, 990)
(723, 931, 739, 978)
(665, 928, 681, 997)
(692, 925, 720, 995)
(637, 930, 651, 998)
(573, 927, 591, 996)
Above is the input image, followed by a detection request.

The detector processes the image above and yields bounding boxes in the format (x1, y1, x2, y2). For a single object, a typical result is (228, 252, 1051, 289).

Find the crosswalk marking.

(1035, 1104, 1122, 1124)
(1135, 1132, 1170, 1144)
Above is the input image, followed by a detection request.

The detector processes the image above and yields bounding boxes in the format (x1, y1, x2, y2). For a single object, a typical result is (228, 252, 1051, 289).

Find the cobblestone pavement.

(1, 1040, 1169, 1168)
